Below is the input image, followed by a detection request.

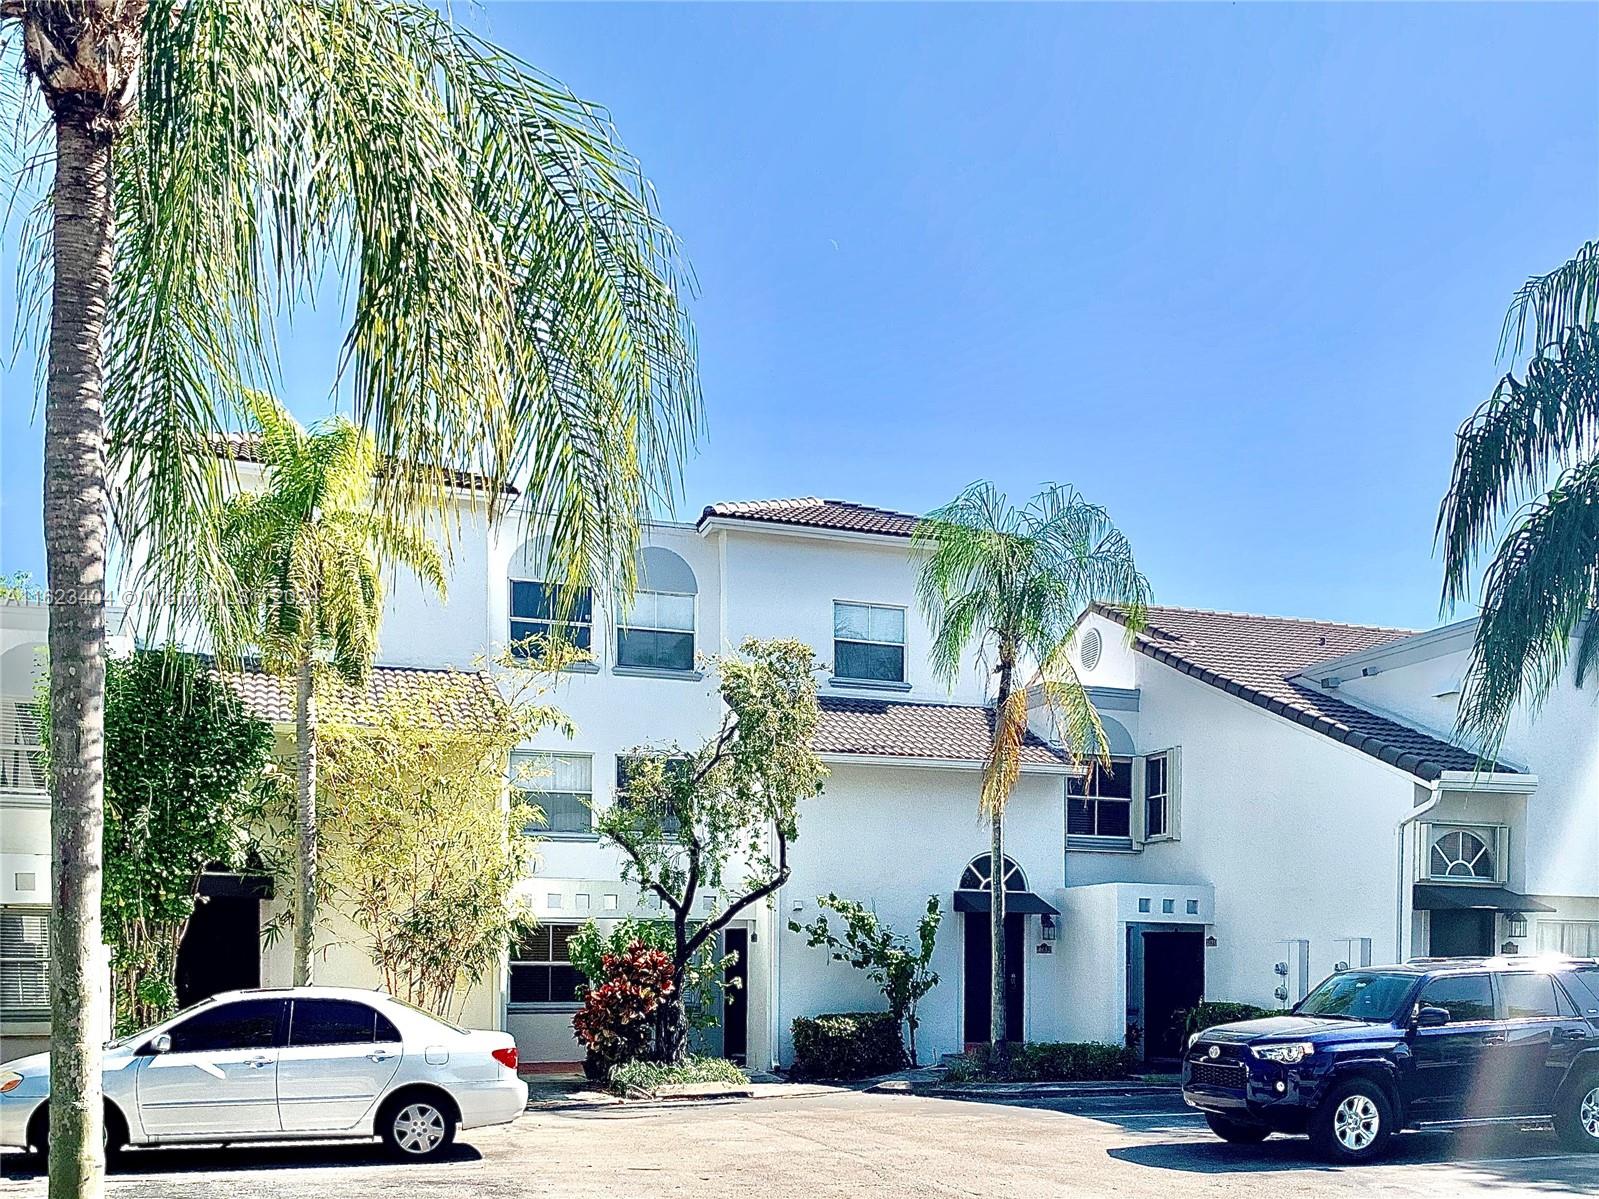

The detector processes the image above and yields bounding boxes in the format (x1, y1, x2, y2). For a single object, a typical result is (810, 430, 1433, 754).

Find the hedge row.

(947, 1040, 1135, 1083)
(790, 1012, 906, 1080)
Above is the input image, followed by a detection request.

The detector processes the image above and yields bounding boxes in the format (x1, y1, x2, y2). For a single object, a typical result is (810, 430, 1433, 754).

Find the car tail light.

(492, 1047, 519, 1071)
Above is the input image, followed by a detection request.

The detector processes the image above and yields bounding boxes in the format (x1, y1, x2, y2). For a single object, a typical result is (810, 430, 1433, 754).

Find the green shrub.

(790, 1011, 906, 1080)
(944, 1040, 1134, 1083)
(607, 1055, 748, 1096)
(1178, 1001, 1283, 1044)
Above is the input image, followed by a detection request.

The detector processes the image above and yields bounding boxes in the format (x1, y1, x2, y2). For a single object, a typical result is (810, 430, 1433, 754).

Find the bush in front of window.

(1176, 1000, 1285, 1046)
(572, 939, 678, 1080)
(789, 1011, 907, 1080)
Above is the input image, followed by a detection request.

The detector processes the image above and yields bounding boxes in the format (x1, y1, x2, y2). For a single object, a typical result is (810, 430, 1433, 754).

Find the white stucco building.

(2, 492, 1594, 1070)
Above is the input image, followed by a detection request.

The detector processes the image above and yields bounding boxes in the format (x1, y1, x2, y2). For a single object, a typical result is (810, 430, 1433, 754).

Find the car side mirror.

(1415, 1006, 1450, 1029)
(148, 1033, 172, 1055)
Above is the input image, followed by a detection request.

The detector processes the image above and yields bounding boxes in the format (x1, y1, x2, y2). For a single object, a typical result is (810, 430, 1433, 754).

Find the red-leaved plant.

(572, 940, 676, 1072)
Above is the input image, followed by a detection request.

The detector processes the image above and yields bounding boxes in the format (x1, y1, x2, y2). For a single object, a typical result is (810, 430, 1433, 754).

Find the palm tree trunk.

(990, 654, 1014, 1072)
(43, 116, 114, 1199)
(293, 649, 318, 985)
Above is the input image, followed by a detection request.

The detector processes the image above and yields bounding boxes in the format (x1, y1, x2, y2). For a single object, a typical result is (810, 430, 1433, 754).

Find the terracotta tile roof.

(814, 695, 1072, 768)
(1092, 604, 1513, 780)
(699, 497, 918, 538)
(216, 663, 505, 731)
(214, 434, 518, 497)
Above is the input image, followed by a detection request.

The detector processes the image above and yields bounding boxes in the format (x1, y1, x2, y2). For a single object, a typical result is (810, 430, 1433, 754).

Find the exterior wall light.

(1041, 913, 1059, 942)
(1506, 912, 1528, 939)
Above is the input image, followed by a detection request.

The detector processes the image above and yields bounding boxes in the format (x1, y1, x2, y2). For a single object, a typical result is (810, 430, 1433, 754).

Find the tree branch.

(683, 824, 790, 959)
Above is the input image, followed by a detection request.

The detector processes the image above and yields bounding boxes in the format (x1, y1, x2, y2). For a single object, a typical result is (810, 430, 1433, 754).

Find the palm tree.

(4, 4, 698, 1193)
(1438, 239, 1598, 752)
(220, 392, 445, 986)
(914, 482, 1149, 1069)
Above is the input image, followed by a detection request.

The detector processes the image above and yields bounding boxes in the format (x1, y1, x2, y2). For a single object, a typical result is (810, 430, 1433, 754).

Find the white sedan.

(0, 986, 527, 1161)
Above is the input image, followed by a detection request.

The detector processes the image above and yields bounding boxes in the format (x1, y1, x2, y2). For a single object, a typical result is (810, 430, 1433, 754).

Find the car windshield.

(1294, 971, 1416, 1022)
(104, 996, 218, 1048)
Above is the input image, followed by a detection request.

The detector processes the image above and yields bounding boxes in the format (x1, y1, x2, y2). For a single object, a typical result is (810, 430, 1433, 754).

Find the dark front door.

(1142, 929, 1204, 1060)
(963, 912, 1025, 1044)
(1430, 910, 1495, 958)
(175, 896, 262, 1008)
(723, 928, 749, 1064)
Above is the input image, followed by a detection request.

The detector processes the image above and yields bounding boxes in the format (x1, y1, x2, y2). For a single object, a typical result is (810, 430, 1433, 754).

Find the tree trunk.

(990, 652, 1014, 1072)
(43, 116, 113, 1199)
(293, 649, 318, 985)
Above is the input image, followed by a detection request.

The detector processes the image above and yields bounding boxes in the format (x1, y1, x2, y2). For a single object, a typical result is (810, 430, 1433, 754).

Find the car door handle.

(368, 1050, 394, 1063)
(1480, 1034, 1507, 1045)
(1554, 1028, 1586, 1041)
(244, 1055, 273, 1069)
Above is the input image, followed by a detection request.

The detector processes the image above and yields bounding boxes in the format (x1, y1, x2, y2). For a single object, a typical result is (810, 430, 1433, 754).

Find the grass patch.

(607, 1055, 749, 1096)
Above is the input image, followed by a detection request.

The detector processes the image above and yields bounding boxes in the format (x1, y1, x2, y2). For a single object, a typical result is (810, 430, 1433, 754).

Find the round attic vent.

(1079, 627, 1103, 671)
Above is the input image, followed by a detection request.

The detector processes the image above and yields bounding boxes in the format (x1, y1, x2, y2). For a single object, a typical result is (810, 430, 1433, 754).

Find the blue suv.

(1182, 956, 1599, 1162)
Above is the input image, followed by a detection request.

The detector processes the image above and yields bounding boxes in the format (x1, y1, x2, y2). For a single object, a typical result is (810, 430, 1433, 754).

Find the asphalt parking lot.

(3, 1089, 1595, 1198)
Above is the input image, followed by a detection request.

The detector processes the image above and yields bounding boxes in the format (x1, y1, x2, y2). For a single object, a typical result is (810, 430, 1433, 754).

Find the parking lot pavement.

(3, 1089, 1595, 1198)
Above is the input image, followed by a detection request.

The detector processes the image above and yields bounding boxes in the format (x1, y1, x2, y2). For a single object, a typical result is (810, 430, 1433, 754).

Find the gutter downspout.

(1396, 784, 1442, 961)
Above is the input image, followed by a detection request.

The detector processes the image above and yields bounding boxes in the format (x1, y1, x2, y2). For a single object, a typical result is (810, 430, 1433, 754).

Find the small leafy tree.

(596, 638, 827, 1062)
(42, 650, 276, 1034)
(314, 661, 569, 1019)
(790, 894, 943, 1066)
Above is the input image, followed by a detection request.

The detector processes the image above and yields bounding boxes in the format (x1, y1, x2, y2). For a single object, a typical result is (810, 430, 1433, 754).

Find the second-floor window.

(833, 601, 906, 683)
(617, 547, 698, 672)
(1144, 752, 1171, 839)
(509, 579, 592, 658)
(0, 699, 46, 796)
(512, 751, 594, 837)
(1068, 757, 1133, 840)
(616, 754, 685, 836)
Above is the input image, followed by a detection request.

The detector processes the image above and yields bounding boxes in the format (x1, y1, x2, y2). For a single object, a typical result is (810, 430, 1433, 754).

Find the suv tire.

(1205, 1113, 1270, 1143)
(1309, 1077, 1393, 1164)
(1554, 1072, 1599, 1153)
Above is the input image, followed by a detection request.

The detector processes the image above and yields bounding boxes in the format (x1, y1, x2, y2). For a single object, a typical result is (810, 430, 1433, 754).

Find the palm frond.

(102, 0, 699, 647)
(1438, 325, 1599, 607)
(1501, 240, 1599, 359)
(980, 687, 1028, 819)
(1456, 457, 1599, 751)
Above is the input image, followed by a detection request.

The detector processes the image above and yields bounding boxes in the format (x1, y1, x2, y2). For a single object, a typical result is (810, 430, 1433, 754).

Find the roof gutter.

(815, 751, 1081, 776)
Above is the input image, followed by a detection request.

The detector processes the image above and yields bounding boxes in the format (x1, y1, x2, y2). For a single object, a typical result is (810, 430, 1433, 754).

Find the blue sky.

(3, 2, 1596, 628)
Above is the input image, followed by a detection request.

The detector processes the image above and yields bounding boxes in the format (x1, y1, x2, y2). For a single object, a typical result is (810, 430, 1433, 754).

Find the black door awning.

(953, 890, 1059, 916)
(1412, 884, 1554, 913)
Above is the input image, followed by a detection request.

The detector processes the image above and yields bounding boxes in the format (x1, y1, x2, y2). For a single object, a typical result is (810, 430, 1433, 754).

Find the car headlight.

(1186, 1032, 1199, 1051)
(1250, 1042, 1314, 1065)
(0, 1072, 22, 1094)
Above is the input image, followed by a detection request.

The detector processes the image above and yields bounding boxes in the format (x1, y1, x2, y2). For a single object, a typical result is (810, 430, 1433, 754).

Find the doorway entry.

(175, 895, 262, 1007)
(1141, 928, 1204, 1061)
(1429, 909, 1495, 958)
(963, 912, 1025, 1045)
(722, 928, 749, 1064)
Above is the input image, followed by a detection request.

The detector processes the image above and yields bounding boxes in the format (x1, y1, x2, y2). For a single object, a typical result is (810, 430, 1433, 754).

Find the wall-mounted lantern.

(1506, 912, 1528, 940)
(1041, 913, 1059, 942)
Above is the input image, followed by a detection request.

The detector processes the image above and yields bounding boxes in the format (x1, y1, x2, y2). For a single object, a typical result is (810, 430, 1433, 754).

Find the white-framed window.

(616, 754, 685, 836)
(617, 547, 698, 672)
(512, 751, 594, 838)
(0, 699, 45, 796)
(0, 906, 49, 1020)
(833, 602, 906, 683)
(1068, 757, 1133, 841)
(1536, 920, 1599, 957)
(1143, 752, 1172, 839)
(509, 579, 593, 660)
(1424, 824, 1506, 883)
(509, 922, 582, 1007)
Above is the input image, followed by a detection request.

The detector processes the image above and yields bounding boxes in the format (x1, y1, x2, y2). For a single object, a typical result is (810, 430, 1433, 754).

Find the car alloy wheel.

(392, 1103, 447, 1155)
(1582, 1086, 1599, 1141)
(1333, 1093, 1381, 1153)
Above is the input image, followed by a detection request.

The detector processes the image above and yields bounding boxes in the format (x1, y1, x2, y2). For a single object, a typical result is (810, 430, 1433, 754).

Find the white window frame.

(1535, 920, 1599, 957)
(507, 577, 594, 662)
(832, 600, 908, 685)
(1421, 822, 1508, 885)
(512, 751, 595, 840)
(0, 905, 50, 1022)
(1138, 749, 1180, 843)
(1068, 756, 1135, 846)
(508, 921, 583, 1010)
(615, 589, 697, 672)
(0, 698, 46, 801)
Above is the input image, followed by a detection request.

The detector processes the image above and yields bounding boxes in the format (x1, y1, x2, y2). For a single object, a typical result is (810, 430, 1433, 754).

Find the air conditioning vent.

(1079, 627, 1103, 671)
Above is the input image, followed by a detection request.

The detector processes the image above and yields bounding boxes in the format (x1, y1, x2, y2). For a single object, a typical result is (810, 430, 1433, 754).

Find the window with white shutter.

(0, 908, 49, 1020)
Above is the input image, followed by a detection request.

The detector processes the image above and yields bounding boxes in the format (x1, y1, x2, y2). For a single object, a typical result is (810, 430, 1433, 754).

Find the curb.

(869, 1079, 1179, 1100)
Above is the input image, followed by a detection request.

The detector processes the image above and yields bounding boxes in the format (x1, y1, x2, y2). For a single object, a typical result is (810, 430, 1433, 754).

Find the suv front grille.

(1189, 1059, 1249, 1090)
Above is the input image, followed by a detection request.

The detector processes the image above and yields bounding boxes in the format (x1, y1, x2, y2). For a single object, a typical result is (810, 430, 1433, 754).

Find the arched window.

(616, 547, 697, 672)
(958, 854, 1027, 893)
(1429, 829, 1495, 880)
(508, 537, 592, 659)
